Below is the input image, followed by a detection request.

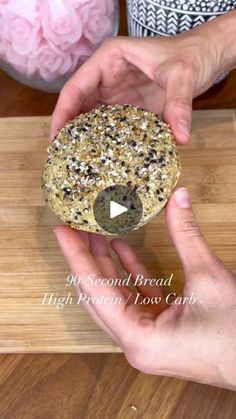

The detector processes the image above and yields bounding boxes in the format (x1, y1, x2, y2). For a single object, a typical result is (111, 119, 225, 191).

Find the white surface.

(110, 201, 128, 219)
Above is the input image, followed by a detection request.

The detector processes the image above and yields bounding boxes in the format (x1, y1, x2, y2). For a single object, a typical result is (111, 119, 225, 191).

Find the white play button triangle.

(110, 200, 128, 219)
(94, 185, 143, 234)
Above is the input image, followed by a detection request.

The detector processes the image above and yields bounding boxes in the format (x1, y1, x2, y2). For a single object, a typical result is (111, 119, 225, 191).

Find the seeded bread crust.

(42, 104, 181, 235)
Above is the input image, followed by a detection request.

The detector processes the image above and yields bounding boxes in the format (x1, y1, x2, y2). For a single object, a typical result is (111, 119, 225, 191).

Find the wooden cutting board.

(0, 110, 235, 353)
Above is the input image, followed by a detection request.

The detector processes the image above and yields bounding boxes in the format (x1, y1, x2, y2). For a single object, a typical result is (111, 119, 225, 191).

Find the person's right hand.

(51, 10, 236, 144)
(54, 188, 236, 390)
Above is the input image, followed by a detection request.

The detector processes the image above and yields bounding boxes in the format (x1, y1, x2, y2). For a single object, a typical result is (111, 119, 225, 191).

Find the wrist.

(192, 10, 236, 78)
(217, 337, 236, 391)
(212, 10, 236, 74)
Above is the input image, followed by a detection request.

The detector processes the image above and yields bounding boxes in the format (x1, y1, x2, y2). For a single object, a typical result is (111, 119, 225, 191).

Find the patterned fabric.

(127, 0, 236, 36)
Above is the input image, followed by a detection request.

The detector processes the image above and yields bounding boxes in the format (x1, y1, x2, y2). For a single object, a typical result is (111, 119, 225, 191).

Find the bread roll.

(42, 104, 181, 235)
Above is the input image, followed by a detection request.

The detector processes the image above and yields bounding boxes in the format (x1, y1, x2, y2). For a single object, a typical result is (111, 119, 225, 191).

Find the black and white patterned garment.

(127, 0, 236, 36)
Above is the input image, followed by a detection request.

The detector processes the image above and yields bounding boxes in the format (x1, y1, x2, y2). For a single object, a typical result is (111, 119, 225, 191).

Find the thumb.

(162, 69, 194, 145)
(166, 188, 218, 276)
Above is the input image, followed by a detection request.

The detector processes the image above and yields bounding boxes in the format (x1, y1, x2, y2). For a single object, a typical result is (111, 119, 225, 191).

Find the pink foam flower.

(0, 0, 117, 83)
(1, 0, 41, 56)
(78, 0, 115, 44)
(39, 0, 83, 51)
(70, 36, 97, 72)
(78, 0, 115, 16)
(33, 41, 73, 81)
(5, 43, 29, 74)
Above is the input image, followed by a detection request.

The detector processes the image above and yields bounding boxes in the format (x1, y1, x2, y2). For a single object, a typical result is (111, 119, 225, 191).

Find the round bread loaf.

(42, 104, 181, 235)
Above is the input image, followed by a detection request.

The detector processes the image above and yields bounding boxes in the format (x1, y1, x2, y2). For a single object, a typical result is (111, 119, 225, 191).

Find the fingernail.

(177, 120, 190, 137)
(174, 188, 191, 208)
(53, 228, 59, 238)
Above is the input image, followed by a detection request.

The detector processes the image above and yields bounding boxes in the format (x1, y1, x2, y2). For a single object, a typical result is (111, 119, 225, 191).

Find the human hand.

(51, 11, 236, 144)
(54, 187, 236, 390)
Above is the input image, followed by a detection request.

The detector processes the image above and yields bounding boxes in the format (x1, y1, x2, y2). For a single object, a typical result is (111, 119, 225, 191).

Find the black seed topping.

(63, 187, 72, 195)
(44, 104, 180, 233)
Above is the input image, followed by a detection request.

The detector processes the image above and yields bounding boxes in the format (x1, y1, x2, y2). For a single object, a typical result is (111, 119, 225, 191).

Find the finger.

(166, 188, 219, 277)
(50, 52, 103, 138)
(75, 282, 119, 344)
(89, 234, 136, 302)
(89, 233, 111, 258)
(54, 226, 131, 333)
(111, 239, 167, 312)
(111, 239, 150, 288)
(55, 227, 122, 343)
(50, 36, 163, 138)
(162, 66, 195, 144)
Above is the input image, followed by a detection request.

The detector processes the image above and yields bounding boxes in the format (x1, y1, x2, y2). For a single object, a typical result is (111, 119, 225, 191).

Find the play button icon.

(94, 184, 143, 235)
(110, 201, 128, 219)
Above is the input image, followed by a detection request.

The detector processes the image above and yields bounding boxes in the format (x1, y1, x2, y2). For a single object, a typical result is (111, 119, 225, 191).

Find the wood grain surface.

(0, 110, 235, 353)
(0, 1, 236, 418)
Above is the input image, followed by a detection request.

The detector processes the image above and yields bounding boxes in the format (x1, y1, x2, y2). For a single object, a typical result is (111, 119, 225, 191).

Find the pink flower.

(5, 44, 29, 74)
(0, 0, 9, 15)
(0, 39, 7, 60)
(0, 15, 6, 58)
(0, 3, 5, 17)
(33, 42, 73, 81)
(70, 37, 96, 73)
(0, 0, 117, 84)
(0, 0, 41, 56)
(78, 0, 115, 16)
(78, 0, 115, 44)
(39, 0, 82, 50)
